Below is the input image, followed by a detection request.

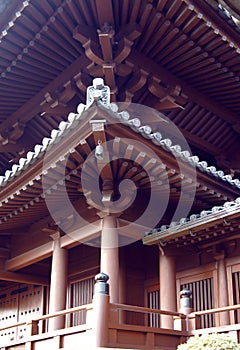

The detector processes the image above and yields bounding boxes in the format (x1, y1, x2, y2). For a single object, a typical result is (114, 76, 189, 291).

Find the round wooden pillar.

(215, 253, 230, 326)
(101, 215, 119, 303)
(159, 252, 177, 329)
(48, 232, 68, 331)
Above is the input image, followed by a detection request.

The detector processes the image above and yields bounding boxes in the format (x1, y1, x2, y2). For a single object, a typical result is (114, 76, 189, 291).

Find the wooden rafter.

(127, 50, 239, 125)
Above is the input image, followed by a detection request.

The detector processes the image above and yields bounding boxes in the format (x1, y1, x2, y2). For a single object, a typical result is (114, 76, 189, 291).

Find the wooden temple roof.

(0, 88, 239, 237)
(0, 0, 239, 177)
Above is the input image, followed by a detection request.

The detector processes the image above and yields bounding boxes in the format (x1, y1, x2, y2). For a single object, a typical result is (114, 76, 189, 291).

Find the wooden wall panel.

(69, 277, 94, 326)
(0, 289, 18, 343)
(18, 285, 44, 339)
(0, 284, 44, 344)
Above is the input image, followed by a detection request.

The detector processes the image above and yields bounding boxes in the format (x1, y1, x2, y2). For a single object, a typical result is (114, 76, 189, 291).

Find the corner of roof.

(1, 78, 240, 194)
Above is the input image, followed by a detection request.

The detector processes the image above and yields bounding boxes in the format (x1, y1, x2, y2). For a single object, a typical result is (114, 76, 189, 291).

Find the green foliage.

(177, 333, 240, 350)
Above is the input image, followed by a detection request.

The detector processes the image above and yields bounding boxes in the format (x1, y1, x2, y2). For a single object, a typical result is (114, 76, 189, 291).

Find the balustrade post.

(179, 289, 192, 315)
(180, 288, 192, 332)
(27, 320, 38, 336)
(187, 313, 201, 333)
(175, 289, 192, 331)
(93, 272, 110, 348)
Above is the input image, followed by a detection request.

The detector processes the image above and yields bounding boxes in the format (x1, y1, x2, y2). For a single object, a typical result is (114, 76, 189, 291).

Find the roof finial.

(86, 78, 110, 106)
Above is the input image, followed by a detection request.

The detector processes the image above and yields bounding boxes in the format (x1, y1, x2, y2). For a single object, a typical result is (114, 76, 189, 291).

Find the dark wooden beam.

(0, 143, 28, 153)
(6, 242, 53, 271)
(0, 55, 90, 134)
(127, 50, 239, 126)
(0, 270, 48, 285)
(95, 0, 114, 26)
(190, 0, 240, 49)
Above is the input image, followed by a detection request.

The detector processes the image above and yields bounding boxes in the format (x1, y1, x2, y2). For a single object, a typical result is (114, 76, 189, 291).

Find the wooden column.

(48, 232, 68, 331)
(101, 215, 119, 303)
(159, 251, 177, 329)
(215, 252, 230, 326)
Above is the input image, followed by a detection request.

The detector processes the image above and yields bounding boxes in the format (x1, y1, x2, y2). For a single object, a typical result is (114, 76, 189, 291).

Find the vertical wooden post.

(48, 231, 68, 331)
(179, 289, 192, 332)
(159, 251, 177, 329)
(27, 320, 38, 336)
(215, 252, 230, 326)
(101, 215, 119, 303)
(180, 289, 192, 315)
(93, 272, 110, 348)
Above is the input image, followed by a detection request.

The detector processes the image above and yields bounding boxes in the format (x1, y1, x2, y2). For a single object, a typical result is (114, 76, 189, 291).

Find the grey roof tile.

(0, 80, 240, 195)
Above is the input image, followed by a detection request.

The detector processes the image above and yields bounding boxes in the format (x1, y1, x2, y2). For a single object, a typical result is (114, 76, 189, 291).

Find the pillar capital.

(49, 230, 61, 241)
(158, 244, 179, 258)
(97, 211, 122, 219)
(214, 250, 225, 261)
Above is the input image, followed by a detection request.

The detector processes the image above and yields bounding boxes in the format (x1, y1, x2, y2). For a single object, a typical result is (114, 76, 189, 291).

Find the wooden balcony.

(2, 294, 240, 350)
(0, 302, 186, 350)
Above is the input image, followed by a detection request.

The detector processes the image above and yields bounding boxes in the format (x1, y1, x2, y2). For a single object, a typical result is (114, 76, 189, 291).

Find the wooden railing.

(0, 302, 187, 349)
(108, 303, 187, 349)
(4, 302, 240, 349)
(188, 303, 240, 337)
(0, 303, 93, 346)
(110, 302, 186, 329)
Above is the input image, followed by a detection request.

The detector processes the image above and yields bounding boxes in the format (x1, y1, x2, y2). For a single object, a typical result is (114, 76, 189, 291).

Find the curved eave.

(1, 101, 240, 197)
(143, 197, 240, 245)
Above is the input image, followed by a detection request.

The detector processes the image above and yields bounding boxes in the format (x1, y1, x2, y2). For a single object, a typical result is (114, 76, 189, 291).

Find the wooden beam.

(0, 270, 48, 285)
(0, 55, 90, 134)
(127, 50, 239, 126)
(61, 220, 102, 249)
(95, 0, 114, 26)
(0, 143, 29, 153)
(6, 241, 53, 271)
(0, 134, 36, 152)
(5, 219, 103, 271)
